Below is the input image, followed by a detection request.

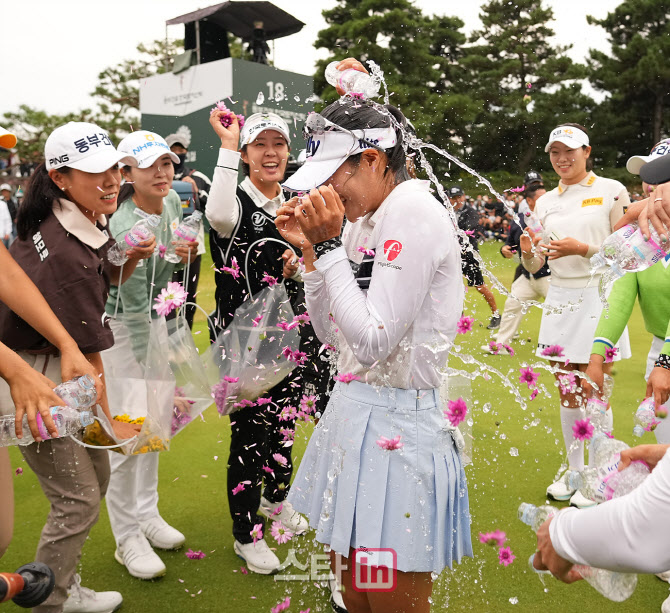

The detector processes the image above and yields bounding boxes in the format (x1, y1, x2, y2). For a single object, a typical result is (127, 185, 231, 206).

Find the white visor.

(544, 126, 589, 152)
(283, 125, 397, 192)
(626, 139, 670, 175)
(0, 126, 17, 149)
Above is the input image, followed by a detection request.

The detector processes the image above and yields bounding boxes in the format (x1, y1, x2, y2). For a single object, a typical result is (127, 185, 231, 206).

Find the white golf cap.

(45, 122, 137, 173)
(283, 117, 397, 192)
(0, 184, 11, 191)
(0, 126, 17, 149)
(117, 131, 180, 169)
(626, 138, 670, 175)
(165, 129, 191, 149)
(239, 112, 291, 147)
(544, 125, 590, 152)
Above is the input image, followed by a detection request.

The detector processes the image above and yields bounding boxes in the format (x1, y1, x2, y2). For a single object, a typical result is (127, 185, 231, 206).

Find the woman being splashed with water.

(275, 59, 472, 613)
(520, 124, 631, 509)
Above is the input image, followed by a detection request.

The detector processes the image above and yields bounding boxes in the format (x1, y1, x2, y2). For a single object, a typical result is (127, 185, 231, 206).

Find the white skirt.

(536, 284, 631, 364)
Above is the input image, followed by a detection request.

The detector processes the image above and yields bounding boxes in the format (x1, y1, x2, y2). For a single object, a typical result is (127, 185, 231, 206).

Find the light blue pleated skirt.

(288, 380, 473, 573)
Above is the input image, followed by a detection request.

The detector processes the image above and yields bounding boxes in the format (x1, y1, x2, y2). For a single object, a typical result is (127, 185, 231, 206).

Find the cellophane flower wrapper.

(203, 283, 300, 415)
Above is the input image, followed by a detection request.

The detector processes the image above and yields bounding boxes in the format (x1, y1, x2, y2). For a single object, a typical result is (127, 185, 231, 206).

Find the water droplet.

(509, 447, 519, 457)
(256, 92, 265, 104)
(509, 596, 518, 604)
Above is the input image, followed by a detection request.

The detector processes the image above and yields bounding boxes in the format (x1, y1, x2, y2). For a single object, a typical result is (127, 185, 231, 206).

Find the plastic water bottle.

(568, 432, 650, 502)
(107, 215, 161, 265)
(518, 502, 638, 602)
(54, 375, 97, 410)
(633, 397, 659, 437)
(584, 373, 613, 433)
(325, 61, 380, 98)
(0, 407, 94, 447)
(524, 210, 544, 236)
(164, 211, 203, 264)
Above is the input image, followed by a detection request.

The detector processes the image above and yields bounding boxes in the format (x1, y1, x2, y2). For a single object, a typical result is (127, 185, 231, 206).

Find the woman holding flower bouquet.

(274, 59, 472, 613)
(103, 131, 198, 580)
(520, 123, 631, 508)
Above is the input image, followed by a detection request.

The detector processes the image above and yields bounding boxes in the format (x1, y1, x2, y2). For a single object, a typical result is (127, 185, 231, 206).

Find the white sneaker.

(234, 538, 281, 575)
(140, 516, 185, 550)
(115, 534, 166, 580)
(259, 497, 309, 534)
(656, 569, 670, 582)
(546, 470, 576, 501)
(62, 574, 122, 613)
(662, 593, 670, 613)
(329, 576, 347, 612)
(569, 489, 597, 509)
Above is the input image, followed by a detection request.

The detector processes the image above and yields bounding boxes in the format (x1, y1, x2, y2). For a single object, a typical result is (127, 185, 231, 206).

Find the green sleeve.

(591, 272, 638, 357)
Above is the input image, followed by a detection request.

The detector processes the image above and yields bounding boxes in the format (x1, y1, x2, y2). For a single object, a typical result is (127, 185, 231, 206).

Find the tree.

(461, 0, 592, 174)
(313, 0, 479, 163)
(587, 0, 670, 161)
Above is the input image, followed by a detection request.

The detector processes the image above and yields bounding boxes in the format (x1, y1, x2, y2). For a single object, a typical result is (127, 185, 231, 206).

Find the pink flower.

(221, 256, 241, 279)
(645, 418, 662, 432)
(299, 394, 317, 414)
(278, 405, 297, 421)
(293, 313, 311, 326)
(15, 467, 22, 476)
(252, 315, 263, 327)
(541, 344, 565, 358)
(250, 523, 263, 544)
(270, 521, 294, 545)
(445, 397, 468, 427)
(334, 372, 361, 384)
(271, 597, 291, 613)
(233, 399, 255, 409)
(376, 435, 404, 450)
(281, 346, 294, 360)
(212, 380, 232, 415)
(158, 244, 167, 258)
(262, 465, 274, 476)
(489, 341, 501, 355)
(153, 281, 188, 317)
(224, 376, 239, 383)
(509, 186, 525, 193)
(280, 427, 295, 442)
(573, 417, 595, 441)
(498, 546, 516, 566)
(357, 246, 375, 256)
(291, 351, 307, 366)
(464, 230, 475, 236)
(530, 388, 539, 401)
(519, 366, 539, 389)
(185, 549, 206, 560)
(277, 320, 299, 331)
(210, 101, 245, 128)
(457, 316, 474, 335)
(256, 397, 273, 406)
(502, 343, 515, 356)
(262, 272, 279, 287)
(273, 453, 288, 466)
(479, 530, 507, 547)
(240, 566, 248, 575)
(605, 347, 619, 363)
(558, 372, 577, 395)
(232, 481, 250, 495)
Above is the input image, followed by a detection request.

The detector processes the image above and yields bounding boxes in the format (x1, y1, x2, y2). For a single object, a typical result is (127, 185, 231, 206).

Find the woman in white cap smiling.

(102, 130, 198, 581)
(274, 82, 472, 612)
(0, 122, 146, 613)
(520, 123, 631, 509)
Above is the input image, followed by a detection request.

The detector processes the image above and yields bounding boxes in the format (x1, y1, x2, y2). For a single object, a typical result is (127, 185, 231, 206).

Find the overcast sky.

(0, 0, 617, 117)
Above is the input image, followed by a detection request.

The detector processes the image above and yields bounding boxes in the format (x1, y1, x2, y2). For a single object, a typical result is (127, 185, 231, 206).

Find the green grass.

(3, 242, 667, 612)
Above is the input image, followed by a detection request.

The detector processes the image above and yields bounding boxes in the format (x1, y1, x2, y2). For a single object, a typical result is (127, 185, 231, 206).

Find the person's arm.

(206, 112, 242, 238)
(0, 244, 101, 394)
(299, 187, 449, 367)
(544, 446, 670, 574)
(614, 198, 648, 231)
(520, 229, 546, 274)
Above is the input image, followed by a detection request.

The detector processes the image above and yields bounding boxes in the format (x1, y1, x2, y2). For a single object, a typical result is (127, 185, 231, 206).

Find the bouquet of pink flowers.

(210, 101, 245, 128)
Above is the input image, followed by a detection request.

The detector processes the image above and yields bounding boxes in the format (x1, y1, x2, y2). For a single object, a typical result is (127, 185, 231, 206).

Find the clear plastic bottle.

(584, 373, 614, 434)
(54, 375, 97, 410)
(107, 215, 161, 266)
(633, 397, 658, 437)
(568, 432, 650, 502)
(164, 211, 203, 264)
(324, 61, 380, 98)
(0, 407, 94, 447)
(519, 502, 638, 602)
(524, 210, 544, 236)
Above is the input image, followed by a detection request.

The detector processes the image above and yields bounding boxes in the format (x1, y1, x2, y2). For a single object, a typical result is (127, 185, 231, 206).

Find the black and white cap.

(448, 186, 464, 198)
(523, 170, 543, 187)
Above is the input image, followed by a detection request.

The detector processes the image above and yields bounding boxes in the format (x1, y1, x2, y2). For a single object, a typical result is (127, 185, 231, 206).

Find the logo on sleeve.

(383, 240, 403, 262)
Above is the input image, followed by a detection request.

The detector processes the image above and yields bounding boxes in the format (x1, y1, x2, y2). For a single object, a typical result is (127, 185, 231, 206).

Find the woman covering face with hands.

(277, 93, 472, 613)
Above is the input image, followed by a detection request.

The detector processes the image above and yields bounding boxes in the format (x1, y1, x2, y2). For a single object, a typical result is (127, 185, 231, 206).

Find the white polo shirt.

(532, 172, 629, 287)
(303, 179, 463, 390)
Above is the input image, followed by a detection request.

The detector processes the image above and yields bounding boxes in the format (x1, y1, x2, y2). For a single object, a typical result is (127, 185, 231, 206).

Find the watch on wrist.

(655, 353, 670, 371)
(313, 238, 343, 259)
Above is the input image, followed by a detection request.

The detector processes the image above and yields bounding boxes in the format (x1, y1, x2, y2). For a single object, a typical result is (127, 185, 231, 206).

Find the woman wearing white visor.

(275, 86, 472, 611)
(521, 123, 631, 508)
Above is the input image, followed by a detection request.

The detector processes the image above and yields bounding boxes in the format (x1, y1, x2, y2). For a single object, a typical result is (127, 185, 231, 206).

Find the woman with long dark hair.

(275, 64, 472, 613)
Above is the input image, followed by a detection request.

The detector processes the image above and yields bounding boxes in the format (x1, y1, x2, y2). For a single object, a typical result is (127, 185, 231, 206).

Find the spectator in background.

(450, 186, 501, 329)
(1, 184, 18, 244)
(0, 189, 12, 248)
(165, 129, 212, 328)
(483, 183, 549, 354)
